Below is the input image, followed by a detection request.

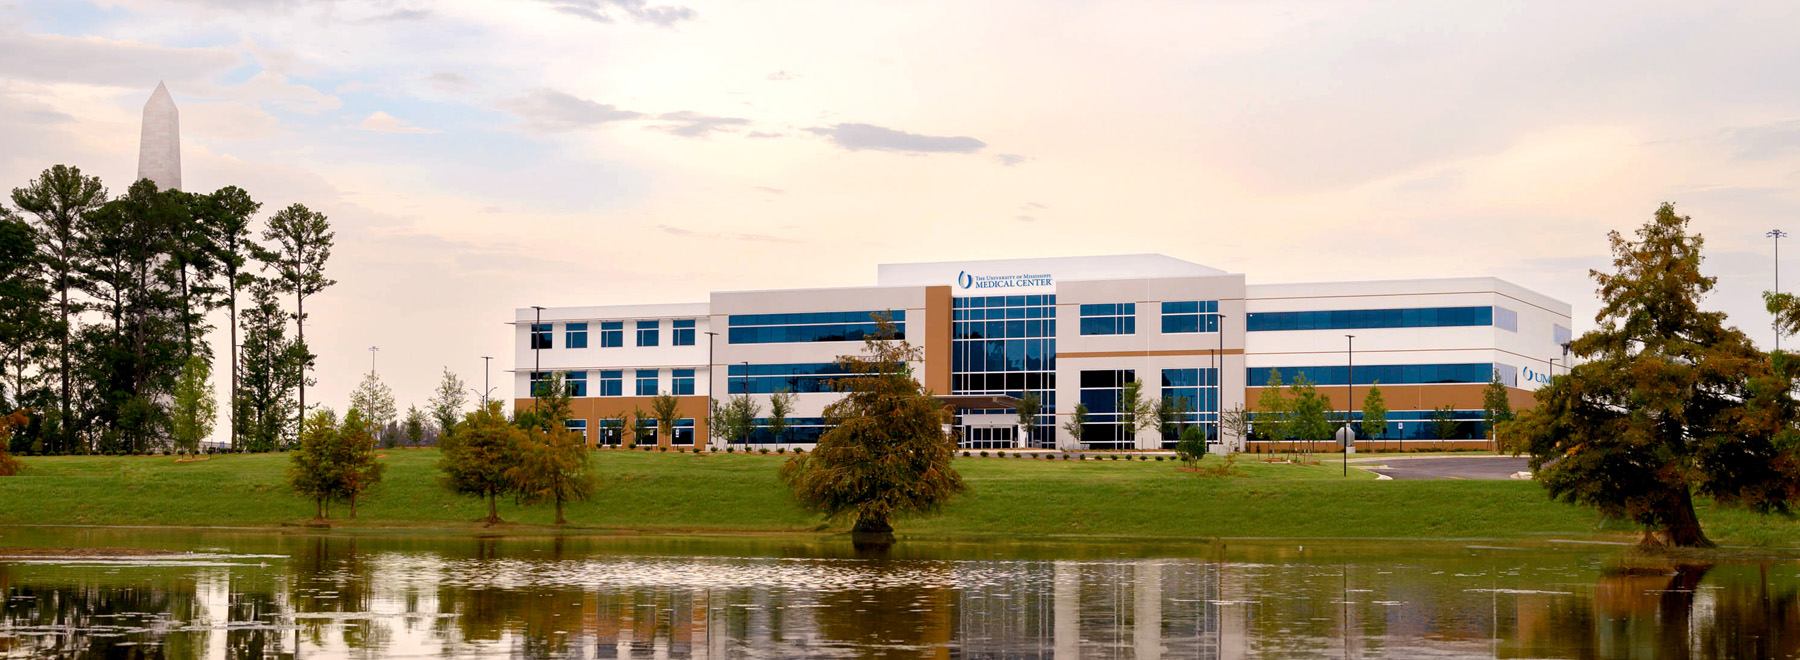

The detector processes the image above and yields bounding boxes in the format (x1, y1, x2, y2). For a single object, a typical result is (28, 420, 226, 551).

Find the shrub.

(978, 450, 989, 458)
(777, 447, 788, 454)
(1176, 425, 1208, 468)
(759, 448, 769, 455)
(726, 447, 735, 453)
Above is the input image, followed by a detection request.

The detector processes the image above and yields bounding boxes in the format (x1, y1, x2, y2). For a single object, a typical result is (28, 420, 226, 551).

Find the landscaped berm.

(6, 449, 1800, 546)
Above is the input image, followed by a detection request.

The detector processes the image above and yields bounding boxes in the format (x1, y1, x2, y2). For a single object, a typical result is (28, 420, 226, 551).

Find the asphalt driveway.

(1353, 455, 1531, 480)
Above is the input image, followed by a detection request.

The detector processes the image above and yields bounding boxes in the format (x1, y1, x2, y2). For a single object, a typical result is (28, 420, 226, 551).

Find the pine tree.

(197, 186, 261, 449)
(404, 406, 426, 447)
(10, 165, 106, 454)
(253, 204, 334, 441)
(236, 279, 302, 452)
(348, 370, 397, 446)
(0, 208, 52, 419)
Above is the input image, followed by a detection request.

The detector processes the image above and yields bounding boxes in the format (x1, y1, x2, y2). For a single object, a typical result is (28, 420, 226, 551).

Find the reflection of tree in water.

(811, 562, 956, 658)
(0, 562, 196, 657)
(286, 535, 387, 653)
(1699, 563, 1800, 658)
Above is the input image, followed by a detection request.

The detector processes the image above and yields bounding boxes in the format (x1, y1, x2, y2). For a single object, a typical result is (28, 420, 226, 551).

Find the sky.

(5, 1, 1800, 433)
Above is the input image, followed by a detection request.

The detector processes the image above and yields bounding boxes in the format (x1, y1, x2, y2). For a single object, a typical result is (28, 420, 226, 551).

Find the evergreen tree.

(1286, 374, 1333, 448)
(767, 389, 794, 444)
(337, 407, 384, 518)
(0, 208, 52, 419)
(168, 191, 221, 360)
(348, 370, 397, 446)
(197, 186, 261, 448)
(427, 367, 468, 438)
(289, 409, 342, 520)
(780, 320, 962, 539)
(236, 279, 302, 451)
(404, 405, 426, 447)
(253, 203, 334, 440)
(1175, 425, 1207, 468)
(11, 165, 106, 453)
(1360, 382, 1388, 441)
(507, 425, 595, 525)
(170, 355, 216, 456)
(440, 401, 524, 525)
(1514, 203, 1800, 547)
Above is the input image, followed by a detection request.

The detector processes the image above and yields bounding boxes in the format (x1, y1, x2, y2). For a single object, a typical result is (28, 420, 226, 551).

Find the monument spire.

(137, 81, 181, 191)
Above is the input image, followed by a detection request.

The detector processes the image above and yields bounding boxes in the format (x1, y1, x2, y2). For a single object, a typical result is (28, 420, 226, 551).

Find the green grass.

(3, 449, 1799, 546)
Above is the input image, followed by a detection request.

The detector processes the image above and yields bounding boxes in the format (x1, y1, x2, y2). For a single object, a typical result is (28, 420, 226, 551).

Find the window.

(1077, 369, 1136, 449)
(529, 371, 551, 397)
(1553, 324, 1572, 346)
(1160, 368, 1219, 448)
(727, 310, 907, 344)
(728, 363, 858, 394)
(565, 322, 588, 349)
(597, 418, 623, 446)
(748, 417, 832, 444)
(636, 320, 660, 347)
(564, 419, 588, 443)
(1494, 306, 1519, 332)
(1079, 303, 1136, 336)
(672, 369, 696, 395)
(1247, 363, 1498, 387)
(672, 319, 696, 346)
(672, 418, 695, 446)
(600, 321, 624, 348)
(529, 323, 552, 349)
(1245, 306, 1494, 332)
(598, 370, 623, 397)
(1161, 301, 1218, 334)
(564, 371, 587, 397)
(636, 369, 659, 396)
(951, 294, 1057, 448)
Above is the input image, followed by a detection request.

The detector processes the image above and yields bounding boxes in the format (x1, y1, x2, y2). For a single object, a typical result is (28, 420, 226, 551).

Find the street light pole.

(481, 356, 493, 406)
(531, 306, 546, 400)
(1771, 229, 1788, 351)
(368, 345, 379, 374)
(704, 330, 718, 448)
(1344, 334, 1354, 477)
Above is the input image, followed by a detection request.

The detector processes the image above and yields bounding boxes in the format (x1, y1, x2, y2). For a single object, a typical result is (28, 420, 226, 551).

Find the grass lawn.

(2, 449, 1798, 546)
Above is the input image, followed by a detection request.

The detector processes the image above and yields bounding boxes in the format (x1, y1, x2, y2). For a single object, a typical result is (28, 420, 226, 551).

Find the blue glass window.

(672, 368, 695, 395)
(727, 363, 857, 394)
(564, 322, 588, 349)
(564, 418, 588, 442)
(1554, 324, 1572, 346)
(951, 295, 1057, 447)
(1079, 303, 1136, 335)
(748, 417, 832, 444)
(600, 321, 624, 348)
(635, 369, 659, 396)
(598, 370, 622, 397)
(1246, 307, 1494, 332)
(1494, 306, 1519, 332)
(672, 418, 696, 445)
(1247, 363, 1497, 386)
(672, 319, 696, 346)
(529, 371, 550, 397)
(636, 320, 660, 347)
(529, 323, 552, 350)
(1077, 369, 1136, 449)
(564, 371, 587, 397)
(727, 310, 906, 344)
(1161, 301, 1219, 334)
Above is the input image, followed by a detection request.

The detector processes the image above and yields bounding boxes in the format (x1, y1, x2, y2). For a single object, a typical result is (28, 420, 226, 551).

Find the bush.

(795, 447, 806, 454)
(777, 447, 788, 454)
(1176, 425, 1208, 468)
(978, 450, 989, 458)
(726, 447, 735, 453)
(758, 448, 769, 455)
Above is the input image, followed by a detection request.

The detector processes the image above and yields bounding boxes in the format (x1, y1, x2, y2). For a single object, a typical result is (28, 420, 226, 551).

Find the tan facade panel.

(924, 285, 952, 395)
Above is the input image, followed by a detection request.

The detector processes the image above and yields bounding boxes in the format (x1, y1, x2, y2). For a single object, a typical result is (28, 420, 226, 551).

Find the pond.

(0, 528, 1794, 658)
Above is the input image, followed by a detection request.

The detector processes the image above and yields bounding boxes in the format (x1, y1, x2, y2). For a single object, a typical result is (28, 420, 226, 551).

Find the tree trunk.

(1663, 486, 1714, 548)
(58, 285, 69, 454)
(555, 498, 566, 526)
(349, 493, 358, 519)
(315, 497, 324, 520)
(229, 274, 238, 452)
(486, 492, 499, 525)
(296, 291, 305, 446)
(851, 511, 895, 547)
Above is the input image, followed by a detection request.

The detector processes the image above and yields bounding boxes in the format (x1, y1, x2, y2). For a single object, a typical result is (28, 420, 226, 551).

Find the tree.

(1514, 203, 1800, 548)
(289, 409, 342, 520)
(11, 165, 107, 454)
(1361, 382, 1388, 444)
(1117, 378, 1151, 446)
(348, 370, 397, 447)
(403, 406, 426, 447)
(780, 319, 962, 540)
(650, 392, 681, 446)
(518, 372, 572, 433)
(337, 408, 384, 518)
(198, 186, 260, 448)
(1062, 403, 1089, 450)
(428, 367, 468, 438)
(1015, 393, 1041, 446)
(607, 409, 632, 447)
(1286, 374, 1333, 451)
(0, 207, 52, 419)
(507, 425, 595, 525)
(1255, 369, 1290, 440)
(1175, 425, 1207, 468)
(440, 401, 524, 525)
(168, 190, 221, 360)
(767, 389, 795, 444)
(1481, 371, 1514, 446)
(1430, 405, 1460, 439)
(0, 411, 24, 475)
(253, 203, 334, 439)
(169, 355, 216, 456)
(715, 395, 758, 447)
(1154, 394, 1189, 442)
(236, 279, 302, 452)
(1219, 404, 1250, 451)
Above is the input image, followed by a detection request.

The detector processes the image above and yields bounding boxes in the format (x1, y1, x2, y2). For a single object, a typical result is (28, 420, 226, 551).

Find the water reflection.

(0, 531, 1795, 658)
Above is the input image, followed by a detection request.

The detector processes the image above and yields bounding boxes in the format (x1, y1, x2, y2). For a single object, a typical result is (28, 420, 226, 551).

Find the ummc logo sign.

(1521, 366, 1552, 385)
(955, 270, 1053, 290)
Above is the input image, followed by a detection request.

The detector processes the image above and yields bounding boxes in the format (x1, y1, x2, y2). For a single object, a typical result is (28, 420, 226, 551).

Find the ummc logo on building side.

(955, 270, 1053, 290)
(1521, 366, 1553, 385)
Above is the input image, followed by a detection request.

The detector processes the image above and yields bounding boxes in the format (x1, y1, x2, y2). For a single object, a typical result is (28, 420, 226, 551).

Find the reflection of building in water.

(1041, 559, 1230, 658)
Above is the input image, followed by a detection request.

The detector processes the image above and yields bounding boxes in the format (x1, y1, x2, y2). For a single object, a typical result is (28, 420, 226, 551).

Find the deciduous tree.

(650, 392, 681, 446)
(441, 401, 523, 525)
(507, 425, 595, 525)
(1062, 403, 1088, 449)
(1430, 405, 1460, 440)
(1285, 374, 1333, 451)
(348, 370, 396, 446)
(1255, 369, 1289, 440)
(1118, 378, 1151, 446)
(1015, 393, 1041, 445)
(1514, 203, 1800, 548)
(780, 320, 961, 540)
(170, 355, 215, 457)
(404, 405, 426, 447)
(1481, 372, 1513, 446)
(289, 409, 342, 520)
(1176, 424, 1207, 468)
(1361, 383, 1387, 442)
(767, 389, 795, 444)
(337, 408, 383, 518)
(428, 367, 468, 437)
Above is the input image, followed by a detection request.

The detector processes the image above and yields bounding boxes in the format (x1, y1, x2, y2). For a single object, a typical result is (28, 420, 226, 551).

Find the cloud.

(809, 123, 986, 154)
(995, 153, 1027, 166)
(360, 8, 433, 22)
(539, 0, 697, 26)
(426, 71, 471, 92)
(766, 70, 794, 81)
(1721, 119, 1800, 160)
(657, 224, 800, 244)
(0, 32, 237, 88)
(359, 111, 436, 134)
(654, 111, 748, 137)
(746, 131, 784, 139)
(502, 88, 641, 132)
(234, 71, 341, 113)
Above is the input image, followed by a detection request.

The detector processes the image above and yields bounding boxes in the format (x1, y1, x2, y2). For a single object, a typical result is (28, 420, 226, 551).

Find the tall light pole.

(368, 345, 379, 374)
(530, 305, 546, 399)
(739, 361, 751, 448)
(1344, 334, 1354, 477)
(481, 356, 493, 406)
(704, 330, 718, 447)
(1771, 229, 1788, 351)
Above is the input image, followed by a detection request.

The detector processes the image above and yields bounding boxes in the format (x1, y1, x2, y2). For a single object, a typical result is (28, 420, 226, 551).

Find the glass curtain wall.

(952, 295, 1057, 448)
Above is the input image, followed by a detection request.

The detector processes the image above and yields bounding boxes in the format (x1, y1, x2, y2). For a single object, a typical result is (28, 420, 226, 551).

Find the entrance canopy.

(932, 394, 1022, 411)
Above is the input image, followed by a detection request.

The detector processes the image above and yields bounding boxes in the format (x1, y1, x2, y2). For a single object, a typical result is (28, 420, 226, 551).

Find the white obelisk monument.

(137, 82, 181, 190)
